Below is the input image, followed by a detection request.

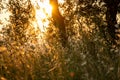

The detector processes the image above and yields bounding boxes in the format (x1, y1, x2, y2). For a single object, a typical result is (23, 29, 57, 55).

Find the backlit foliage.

(0, 0, 120, 80)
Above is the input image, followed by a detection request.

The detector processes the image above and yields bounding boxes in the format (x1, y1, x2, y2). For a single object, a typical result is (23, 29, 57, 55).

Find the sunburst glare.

(0, 0, 11, 31)
(31, 0, 52, 32)
(58, 0, 65, 4)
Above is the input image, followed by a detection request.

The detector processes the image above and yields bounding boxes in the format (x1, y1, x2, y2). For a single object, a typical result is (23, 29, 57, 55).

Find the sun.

(31, 0, 52, 32)
(30, 0, 65, 33)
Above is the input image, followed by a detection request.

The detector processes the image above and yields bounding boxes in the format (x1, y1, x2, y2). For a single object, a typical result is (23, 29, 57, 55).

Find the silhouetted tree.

(104, 0, 120, 43)
(50, 0, 67, 47)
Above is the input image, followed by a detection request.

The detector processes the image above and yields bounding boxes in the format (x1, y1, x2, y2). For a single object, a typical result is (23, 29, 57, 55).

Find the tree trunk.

(104, 1, 120, 79)
(105, 0, 120, 43)
(50, 0, 67, 47)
